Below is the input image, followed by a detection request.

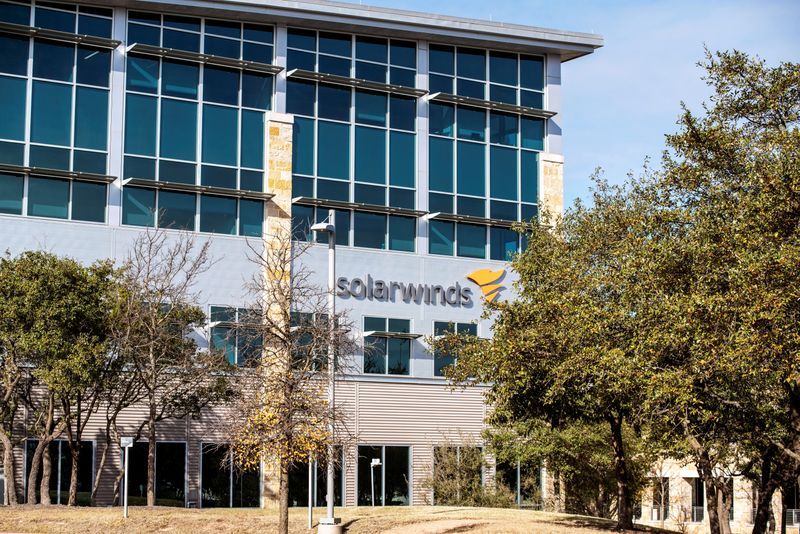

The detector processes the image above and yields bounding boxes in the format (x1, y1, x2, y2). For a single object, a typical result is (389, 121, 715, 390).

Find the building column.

(540, 153, 564, 226)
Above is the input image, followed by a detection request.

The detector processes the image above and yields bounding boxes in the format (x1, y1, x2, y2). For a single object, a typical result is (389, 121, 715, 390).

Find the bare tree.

(226, 231, 357, 534)
(112, 230, 233, 506)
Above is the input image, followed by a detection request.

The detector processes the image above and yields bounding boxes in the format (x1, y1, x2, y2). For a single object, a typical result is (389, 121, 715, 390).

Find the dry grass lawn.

(0, 505, 676, 533)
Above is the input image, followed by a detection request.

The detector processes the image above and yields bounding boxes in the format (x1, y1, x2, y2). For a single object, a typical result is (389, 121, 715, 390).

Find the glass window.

(128, 23, 160, 47)
(76, 46, 110, 87)
(288, 28, 316, 51)
(0, 173, 23, 215)
(125, 94, 158, 156)
(126, 54, 159, 94)
(202, 104, 237, 165)
(73, 150, 106, 174)
(389, 215, 415, 252)
(71, 181, 106, 222)
(74, 87, 108, 151)
(28, 176, 68, 219)
(36, 7, 75, 32)
(158, 190, 195, 230)
(317, 121, 349, 179)
(0, 76, 26, 141)
(240, 170, 262, 192)
(521, 151, 538, 204)
(429, 102, 454, 137)
(389, 132, 414, 188)
(363, 336, 386, 374)
(0, 2, 30, 26)
(387, 338, 409, 375)
(457, 108, 485, 142)
(204, 36, 239, 59)
(357, 446, 383, 506)
(162, 60, 198, 99)
(203, 66, 239, 106)
(355, 36, 387, 63)
(490, 146, 518, 201)
(489, 51, 518, 86)
(239, 199, 262, 237)
(159, 160, 195, 184)
(317, 178, 348, 201)
(490, 112, 518, 146)
(428, 192, 452, 214)
(319, 55, 350, 76)
(201, 165, 236, 189)
(429, 220, 454, 256)
(355, 61, 386, 83)
(429, 44, 454, 75)
(122, 187, 155, 226)
(163, 29, 200, 52)
(287, 49, 314, 71)
(457, 223, 485, 258)
(520, 55, 544, 91)
(292, 204, 314, 241)
(31, 81, 72, 146)
(457, 141, 485, 196)
(355, 127, 385, 184)
(457, 48, 485, 80)
(457, 78, 484, 99)
(490, 227, 518, 261)
(521, 90, 544, 109)
(160, 99, 197, 161)
(33, 40, 74, 82)
(241, 72, 272, 110)
(429, 137, 453, 193)
(355, 90, 386, 127)
(355, 183, 384, 205)
(293, 117, 314, 176)
(318, 84, 350, 121)
(458, 195, 484, 217)
(0, 35, 28, 76)
(354, 211, 385, 249)
(490, 84, 516, 105)
(200, 195, 236, 234)
(320, 32, 351, 56)
(286, 79, 315, 117)
(383, 446, 410, 506)
(389, 96, 415, 132)
(521, 118, 545, 151)
(29, 145, 69, 170)
(390, 41, 416, 68)
(429, 74, 453, 94)
(241, 110, 264, 169)
(0, 142, 25, 166)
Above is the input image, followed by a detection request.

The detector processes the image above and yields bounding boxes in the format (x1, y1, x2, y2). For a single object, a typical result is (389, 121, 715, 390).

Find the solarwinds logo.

(466, 268, 506, 302)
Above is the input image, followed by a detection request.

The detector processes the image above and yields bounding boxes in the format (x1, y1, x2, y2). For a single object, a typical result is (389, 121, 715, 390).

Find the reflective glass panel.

(241, 73, 272, 110)
(457, 223, 485, 258)
(0, 141, 24, 166)
(520, 55, 544, 90)
(286, 79, 315, 117)
(239, 199, 262, 237)
(490, 146, 518, 200)
(292, 204, 313, 241)
(161, 60, 198, 99)
(0, 172, 23, 215)
(390, 41, 415, 68)
(0, 35, 27, 75)
(158, 190, 195, 230)
(457, 141, 485, 196)
(203, 66, 239, 105)
(521, 151, 538, 203)
(384, 446, 409, 505)
(241, 110, 264, 169)
(159, 160, 195, 184)
(355, 36, 387, 63)
(73, 150, 106, 174)
(490, 226, 518, 261)
(292, 117, 314, 176)
(124, 94, 157, 156)
(204, 36, 239, 59)
(74, 87, 108, 150)
(355, 126, 385, 184)
(457, 107, 485, 141)
(124, 156, 155, 180)
(317, 121, 349, 179)
(33, 39, 73, 82)
(429, 44, 454, 75)
(287, 28, 315, 51)
(490, 112, 518, 146)
(389, 96, 415, 132)
(76, 46, 110, 87)
(31, 81, 71, 146)
(521, 118, 544, 151)
(363, 336, 386, 374)
(318, 83, 350, 121)
(318, 55, 350, 76)
(389, 131, 414, 188)
(70, 181, 105, 222)
(319, 32, 350, 56)
(161, 99, 197, 160)
(429, 102, 454, 137)
(387, 338, 409, 375)
(0, 76, 26, 141)
(457, 48, 485, 80)
(29, 145, 69, 170)
(429, 220, 454, 256)
(354, 211, 386, 249)
(126, 54, 158, 93)
(28, 176, 68, 219)
(388, 216, 415, 252)
(428, 137, 453, 193)
(355, 90, 386, 127)
(489, 51, 518, 86)
(202, 104, 237, 165)
(0, 1, 29, 25)
(199, 194, 236, 234)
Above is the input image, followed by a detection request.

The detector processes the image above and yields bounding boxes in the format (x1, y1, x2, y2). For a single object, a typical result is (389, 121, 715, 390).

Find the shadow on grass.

(550, 515, 677, 533)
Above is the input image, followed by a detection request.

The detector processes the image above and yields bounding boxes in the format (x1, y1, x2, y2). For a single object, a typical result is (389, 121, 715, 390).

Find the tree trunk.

(26, 440, 47, 504)
(704, 476, 723, 534)
(552, 469, 563, 513)
(0, 432, 19, 505)
(147, 403, 156, 507)
(751, 447, 779, 534)
(91, 440, 109, 506)
(40, 444, 52, 505)
(67, 443, 80, 506)
(279, 459, 290, 534)
(607, 413, 633, 530)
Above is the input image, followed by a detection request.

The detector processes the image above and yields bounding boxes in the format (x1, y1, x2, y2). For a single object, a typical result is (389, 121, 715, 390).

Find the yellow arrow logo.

(466, 268, 506, 302)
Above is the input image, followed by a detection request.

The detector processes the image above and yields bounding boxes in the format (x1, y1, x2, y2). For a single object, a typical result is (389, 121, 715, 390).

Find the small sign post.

(370, 458, 382, 507)
(120, 437, 134, 519)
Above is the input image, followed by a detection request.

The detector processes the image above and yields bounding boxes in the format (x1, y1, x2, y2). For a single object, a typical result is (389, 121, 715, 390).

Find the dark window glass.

(317, 121, 349, 179)
(355, 36, 387, 63)
(164, 14, 200, 32)
(491, 200, 517, 221)
(292, 117, 314, 176)
(201, 165, 236, 189)
(241, 72, 272, 110)
(157, 190, 195, 230)
(320, 32, 350, 56)
(287, 28, 316, 51)
(457, 107, 485, 142)
(354, 183, 384, 205)
(490, 146, 518, 201)
(0, 1, 30, 25)
(389, 215, 415, 252)
(429, 219, 454, 255)
(33, 39, 73, 82)
(521, 203, 538, 222)
(206, 19, 240, 38)
(244, 23, 273, 44)
(0, 141, 24, 166)
(457, 195, 484, 217)
(200, 194, 236, 234)
(490, 112, 518, 146)
(125, 94, 157, 156)
(31, 81, 71, 146)
(0, 172, 23, 215)
(429, 74, 453, 94)
(127, 23, 160, 46)
(363, 336, 386, 374)
(390, 67, 415, 88)
(520, 55, 544, 91)
(355, 61, 386, 83)
(490, 226, 518, 261)
(490, 84, 516, 105)
(0, 76, 26, 141)
(434, 350, 455, 376)
(318, 83, 351, 121)
(162, 60, 198, 99)
(286, 79, 315, 117)
(457, 48, 485, 80)
(200, 445, 229, 508)
(163, 29, 200, 52)
(240, 170, 262, 192)
(73, 150, 106, 174)
(390, 40, 415, 68)
(241, 110, 264, 169)
(128, 11, 160, 24)
(428, 192, 453, 214)
(292, 204, 313, 241)
(521, 118, 544, 151)
(126, 54, 159, 94)
(364, 317, 386, 331)
(29, 145, 69, 169)
(429, 44, 454, 75)
(457, 223, 485, 258)
(74, 86, 108, 150)
(153, 442, 186, 505)
(160, 99, 197, 160)
(389, 187, 414, 209)
(355, 126, 385, 184)
(457, 141, 485, 196)
(389, 96, 415, 132)
(387, 338, 409, 374)
(202, 104, 237, 165)
(316, 178, 349, 201)
(457, 78, 484, 99)
(203, 66, 239, 105)
(36, 7, 74, 32)
(72, 181, 107, 222)
(76, 46, 110, 87)
(318, 55, 350, 77)
(389, 131, 414, 188)
(384, 446, 410, 505)
(489, 51, 518, 86)
(429, 102, 454, 137)
(0, 35, 29, 75)
(355, 90, 386, 127)
(354, 211, 386, 249)
(428, 137, 453, 193)
(28, 176, 68, 219)
(159, 160, 195, 184)
(242, 42, 272, 63)
(358, 446, 384, 506)
(240, 199, 262, 237)
(331, 209, 350, 246)
(292, 175, 312, 197)
(521, 151, 538, 203)
(520, 90, 544, 110)
(287, 49, 315, 71)
(124, 156, 155, 180)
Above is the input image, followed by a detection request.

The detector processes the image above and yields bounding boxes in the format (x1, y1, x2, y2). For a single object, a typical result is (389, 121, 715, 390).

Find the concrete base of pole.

(317, 523, 343, 534)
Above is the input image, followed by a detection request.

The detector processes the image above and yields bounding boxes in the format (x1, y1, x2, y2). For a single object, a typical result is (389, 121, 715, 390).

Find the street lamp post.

(310, 210, 341, 534)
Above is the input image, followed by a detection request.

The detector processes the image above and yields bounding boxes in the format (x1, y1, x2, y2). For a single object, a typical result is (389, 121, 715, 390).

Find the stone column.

(540, 153, 564, 226)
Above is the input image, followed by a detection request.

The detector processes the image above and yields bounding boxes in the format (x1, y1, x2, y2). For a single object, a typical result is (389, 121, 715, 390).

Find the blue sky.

(341, 0, 800, 206)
